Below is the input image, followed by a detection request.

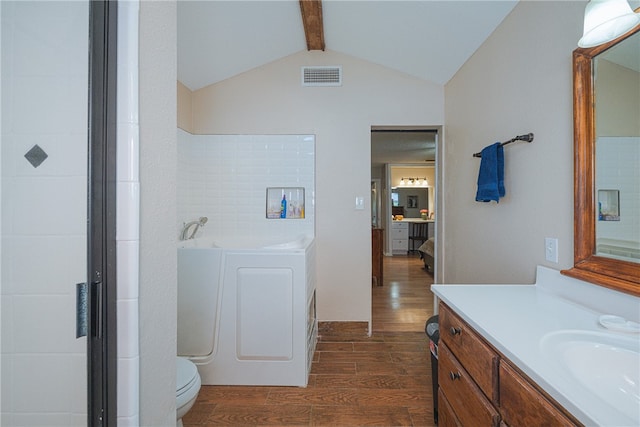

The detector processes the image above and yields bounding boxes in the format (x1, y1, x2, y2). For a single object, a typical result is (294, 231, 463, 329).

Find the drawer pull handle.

(449, 371, 461, 381)
(450, 327, 462, 335)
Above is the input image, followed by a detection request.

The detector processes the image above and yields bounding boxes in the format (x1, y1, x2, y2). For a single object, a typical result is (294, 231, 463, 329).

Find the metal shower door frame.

(87, 1, 118, 425)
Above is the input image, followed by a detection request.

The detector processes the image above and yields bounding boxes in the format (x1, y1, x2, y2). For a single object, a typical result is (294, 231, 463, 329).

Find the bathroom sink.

(540, 330, 640, 423)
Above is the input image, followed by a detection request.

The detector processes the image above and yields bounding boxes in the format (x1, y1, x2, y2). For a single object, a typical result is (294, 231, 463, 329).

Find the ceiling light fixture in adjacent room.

(398, 177, 429, 187)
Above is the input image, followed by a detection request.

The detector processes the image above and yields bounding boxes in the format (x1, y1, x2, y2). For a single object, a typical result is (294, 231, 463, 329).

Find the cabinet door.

(440, 304, 499, 402)
(371, 228, 383, 284)
(499, 361, 578, 427)
(439, 343, 501, 427)
(438, 388, 462, 427)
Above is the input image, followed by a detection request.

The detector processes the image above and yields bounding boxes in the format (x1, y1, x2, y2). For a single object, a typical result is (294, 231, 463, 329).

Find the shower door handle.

(76, 282, 88, 338)
(76, 281, 102, 338)
(90, 280, 103, 339)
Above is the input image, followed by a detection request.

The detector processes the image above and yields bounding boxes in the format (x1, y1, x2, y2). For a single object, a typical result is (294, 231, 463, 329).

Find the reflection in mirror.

(391, 188, 429, 218)
(563, 21, 640, 296)
(594, 30, 640, 263)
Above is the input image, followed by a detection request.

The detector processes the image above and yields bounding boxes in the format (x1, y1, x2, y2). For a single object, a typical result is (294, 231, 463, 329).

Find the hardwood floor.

(183, 254, 436, 426)
(372, 254, 435, 333)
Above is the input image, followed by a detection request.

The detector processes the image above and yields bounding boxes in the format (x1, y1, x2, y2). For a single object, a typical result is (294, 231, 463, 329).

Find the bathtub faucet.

(180, 217, 208, 240)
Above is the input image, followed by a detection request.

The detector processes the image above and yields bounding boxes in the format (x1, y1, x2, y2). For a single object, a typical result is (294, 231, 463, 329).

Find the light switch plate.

(355, 196, 365, 210)
(545, 237, 558, 263)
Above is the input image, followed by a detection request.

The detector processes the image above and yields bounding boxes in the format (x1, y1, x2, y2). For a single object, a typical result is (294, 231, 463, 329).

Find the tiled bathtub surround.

(177, 129, 315, 243)
(596, 136, 640, 256)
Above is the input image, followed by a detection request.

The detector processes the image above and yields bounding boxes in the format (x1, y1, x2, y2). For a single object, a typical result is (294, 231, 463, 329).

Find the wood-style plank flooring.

(183, 254, 436, 426)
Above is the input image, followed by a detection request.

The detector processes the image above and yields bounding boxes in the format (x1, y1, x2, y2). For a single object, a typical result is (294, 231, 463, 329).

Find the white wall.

(189, 49, 444, 322)
(443, 0, 585, 284)
(139, 1, 177, 425)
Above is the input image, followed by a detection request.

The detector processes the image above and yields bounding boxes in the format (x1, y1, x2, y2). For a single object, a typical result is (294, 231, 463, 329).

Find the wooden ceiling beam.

(299, 0, 325, 51)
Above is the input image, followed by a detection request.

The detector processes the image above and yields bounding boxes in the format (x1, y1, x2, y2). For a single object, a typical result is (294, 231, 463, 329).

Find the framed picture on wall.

(407, 195, 418, 208)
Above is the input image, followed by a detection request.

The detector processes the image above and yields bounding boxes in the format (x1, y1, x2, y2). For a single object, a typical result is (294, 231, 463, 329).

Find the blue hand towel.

(475, 142, 505, 203)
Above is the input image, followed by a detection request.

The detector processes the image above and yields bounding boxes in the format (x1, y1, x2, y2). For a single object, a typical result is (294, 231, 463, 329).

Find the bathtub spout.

(180, 217, 208, 240)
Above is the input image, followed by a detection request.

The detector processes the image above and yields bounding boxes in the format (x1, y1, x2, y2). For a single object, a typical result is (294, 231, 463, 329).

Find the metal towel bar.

(473, 133, 534, 158)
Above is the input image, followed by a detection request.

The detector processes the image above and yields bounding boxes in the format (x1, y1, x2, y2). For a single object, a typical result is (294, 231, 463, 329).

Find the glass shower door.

(1, 1, 114, 425)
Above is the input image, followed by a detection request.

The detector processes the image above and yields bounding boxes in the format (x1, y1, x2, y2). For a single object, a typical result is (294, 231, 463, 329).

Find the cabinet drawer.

(392, 239, 408, 250)
(390, 228, 409, 239)
(499, 361, 579, 427)
(439, 343, 500, 427)
(440, 303, 499, 402)
(391, 221, 408, 230)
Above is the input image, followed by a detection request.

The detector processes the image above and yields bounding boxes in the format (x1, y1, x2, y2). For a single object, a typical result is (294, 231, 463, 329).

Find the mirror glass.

(391, 188, 429, 218)
(593, 31, 640, 263)
(563, 21, 640, 296)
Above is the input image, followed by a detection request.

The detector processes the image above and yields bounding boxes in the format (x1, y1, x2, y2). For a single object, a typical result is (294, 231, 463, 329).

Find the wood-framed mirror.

(562, 20, 640, 296)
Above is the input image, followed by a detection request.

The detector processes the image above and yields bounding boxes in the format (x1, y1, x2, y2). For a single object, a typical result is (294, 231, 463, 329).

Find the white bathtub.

(177, 236, 317, 386)
(179, 235, 313, 250)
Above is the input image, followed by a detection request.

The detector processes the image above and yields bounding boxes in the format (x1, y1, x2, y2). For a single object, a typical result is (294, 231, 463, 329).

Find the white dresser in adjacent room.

(391, 221, 409, 254)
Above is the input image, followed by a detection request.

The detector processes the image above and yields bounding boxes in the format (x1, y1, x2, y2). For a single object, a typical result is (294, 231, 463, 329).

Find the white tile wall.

(177, 130, 315, 244)
(116, 1, 140, 425)
(595, 136, 640, 245)
(1, 2, 89, 425)
(1, 1, 140, 425)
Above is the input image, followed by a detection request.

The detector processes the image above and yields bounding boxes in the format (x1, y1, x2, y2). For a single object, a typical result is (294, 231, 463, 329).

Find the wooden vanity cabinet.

(438, 302, 581, 427)
(439, 343, 500, 426)
(500, 361, 578, 426)
(439, 303, 499, 401)
(439, 303, 500, 426)
(437, 388, 461, 427)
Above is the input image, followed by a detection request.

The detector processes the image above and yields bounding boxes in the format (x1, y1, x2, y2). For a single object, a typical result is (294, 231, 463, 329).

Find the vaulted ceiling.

(177, 1, 527, 166)
(177, 0, 519, 91)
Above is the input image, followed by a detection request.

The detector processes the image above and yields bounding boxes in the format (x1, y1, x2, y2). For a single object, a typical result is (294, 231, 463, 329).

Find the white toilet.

(176, 357, 201, 427)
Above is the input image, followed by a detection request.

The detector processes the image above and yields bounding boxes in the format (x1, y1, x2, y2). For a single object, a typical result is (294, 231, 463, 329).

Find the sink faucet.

(180, 217, 208, 240)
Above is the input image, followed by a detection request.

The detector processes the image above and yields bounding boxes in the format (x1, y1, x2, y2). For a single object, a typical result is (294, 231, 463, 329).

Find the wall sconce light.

(578, 0, 640, 48)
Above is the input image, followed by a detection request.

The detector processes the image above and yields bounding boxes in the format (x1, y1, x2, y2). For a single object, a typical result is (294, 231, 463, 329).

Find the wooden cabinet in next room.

(372, 228, 383, 286)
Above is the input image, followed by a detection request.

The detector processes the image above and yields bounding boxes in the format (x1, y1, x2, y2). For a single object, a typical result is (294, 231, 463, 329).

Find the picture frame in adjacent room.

(407, 195, 418, 209)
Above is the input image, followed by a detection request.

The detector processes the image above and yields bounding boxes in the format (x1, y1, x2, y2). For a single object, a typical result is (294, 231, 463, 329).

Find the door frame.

(87, 1, 118, 424)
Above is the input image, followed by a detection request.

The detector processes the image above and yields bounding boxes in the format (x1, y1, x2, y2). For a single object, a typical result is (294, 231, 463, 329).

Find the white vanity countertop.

(431, 266, 640, 427)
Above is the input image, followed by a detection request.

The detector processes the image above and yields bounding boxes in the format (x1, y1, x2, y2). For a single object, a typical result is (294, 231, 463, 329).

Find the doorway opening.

(370, 126, 439, 328)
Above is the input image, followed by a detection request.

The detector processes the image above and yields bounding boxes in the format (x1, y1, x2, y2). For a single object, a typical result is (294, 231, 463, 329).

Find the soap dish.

(599, 315, 640, 333)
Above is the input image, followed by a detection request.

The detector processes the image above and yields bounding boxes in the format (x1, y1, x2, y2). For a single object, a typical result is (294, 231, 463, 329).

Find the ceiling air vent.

(302, 66, 342, 87)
